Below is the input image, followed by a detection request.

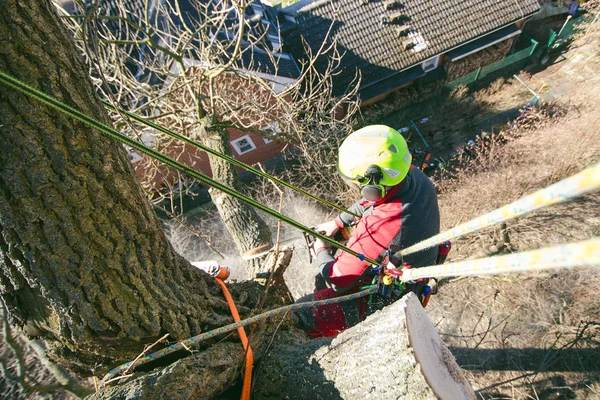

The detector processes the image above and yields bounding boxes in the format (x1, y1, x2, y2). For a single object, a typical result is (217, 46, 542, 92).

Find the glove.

(309, 238, 331, 258)
(314, 219, 342, 237)
(427, 278, 438, 295)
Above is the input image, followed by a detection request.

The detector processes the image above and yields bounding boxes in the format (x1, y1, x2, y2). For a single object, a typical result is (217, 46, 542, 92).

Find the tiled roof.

(281, 0, 540, 97)
(238, 49, 301, 79)
(188, 32, 301, 79)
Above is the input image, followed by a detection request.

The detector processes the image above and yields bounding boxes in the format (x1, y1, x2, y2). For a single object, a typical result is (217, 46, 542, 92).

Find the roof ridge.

(283, 0, 333, 14)
(298, 0, 334, 13)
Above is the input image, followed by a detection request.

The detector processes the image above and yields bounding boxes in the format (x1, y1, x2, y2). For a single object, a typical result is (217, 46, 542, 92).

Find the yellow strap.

(398, 163, 600, 257)
(402, 237, 600, 282)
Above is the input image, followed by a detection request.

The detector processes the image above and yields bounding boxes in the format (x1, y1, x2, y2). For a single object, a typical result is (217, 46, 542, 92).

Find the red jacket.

(309, 167, 440, 337)
(316, 166, 440, 292)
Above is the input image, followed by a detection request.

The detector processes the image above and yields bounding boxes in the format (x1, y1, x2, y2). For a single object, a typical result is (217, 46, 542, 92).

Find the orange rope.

(215, 278, 253, 400)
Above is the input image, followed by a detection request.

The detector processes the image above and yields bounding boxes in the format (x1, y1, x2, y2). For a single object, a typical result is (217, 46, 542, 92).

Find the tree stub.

(252, 292, 476, 399)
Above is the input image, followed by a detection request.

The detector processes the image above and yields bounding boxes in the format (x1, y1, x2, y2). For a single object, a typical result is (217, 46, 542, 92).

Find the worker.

(296, 125, 442, 338)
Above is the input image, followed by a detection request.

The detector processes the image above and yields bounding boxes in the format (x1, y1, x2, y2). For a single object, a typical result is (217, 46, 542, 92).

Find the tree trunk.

(0, 0, 265, 377)
(253, 247, 294, 304)
(86, 342, 247, 399)
(253, 293, 476, 400)
(199, 121, 273, 278)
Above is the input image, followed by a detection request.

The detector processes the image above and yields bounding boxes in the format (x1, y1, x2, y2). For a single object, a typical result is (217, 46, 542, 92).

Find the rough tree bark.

(0, 0, 282, 385)
(88, 249, 299, 400)
(253, 293, 476, 400)
(198, 120, 273, 278)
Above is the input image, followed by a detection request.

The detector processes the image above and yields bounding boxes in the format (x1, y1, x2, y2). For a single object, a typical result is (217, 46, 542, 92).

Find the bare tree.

(55, 0, 361, 277)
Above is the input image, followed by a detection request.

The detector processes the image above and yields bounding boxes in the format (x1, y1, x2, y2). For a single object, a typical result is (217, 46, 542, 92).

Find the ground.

(360, 70, 535, 164)
(426, 21, 600, 399)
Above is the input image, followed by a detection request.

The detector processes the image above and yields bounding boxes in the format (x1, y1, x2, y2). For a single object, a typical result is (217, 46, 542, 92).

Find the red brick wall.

(132, 69, 292, 193)
(132, 127, 287, 192)
(188, 127, 288, 177)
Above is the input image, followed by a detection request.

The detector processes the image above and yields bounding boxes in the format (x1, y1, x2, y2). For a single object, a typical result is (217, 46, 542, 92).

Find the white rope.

(401, 237, 600, 282)
(398, 163, 600, 257)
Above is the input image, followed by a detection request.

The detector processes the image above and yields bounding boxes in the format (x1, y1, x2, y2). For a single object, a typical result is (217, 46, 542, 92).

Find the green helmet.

(337, 125, 412, 187)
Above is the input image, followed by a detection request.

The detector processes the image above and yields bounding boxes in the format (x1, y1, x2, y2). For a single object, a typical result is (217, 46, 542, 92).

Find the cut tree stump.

(252, 292, 476, 399)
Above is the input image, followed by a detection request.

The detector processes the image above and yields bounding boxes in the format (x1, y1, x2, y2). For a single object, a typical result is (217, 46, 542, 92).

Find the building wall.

(360, 81, 415, 107)
(193, 127, 288, 177)
(132, 127, 287, 194)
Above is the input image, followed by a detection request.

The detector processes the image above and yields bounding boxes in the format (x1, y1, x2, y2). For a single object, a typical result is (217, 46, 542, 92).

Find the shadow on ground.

(451, 347, 600, 372)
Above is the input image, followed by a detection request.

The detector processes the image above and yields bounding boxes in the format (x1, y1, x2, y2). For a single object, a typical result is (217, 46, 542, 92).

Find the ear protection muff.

(358, 165, 385, 202)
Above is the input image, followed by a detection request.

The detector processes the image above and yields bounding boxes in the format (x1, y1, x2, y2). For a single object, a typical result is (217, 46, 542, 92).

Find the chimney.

(382, 0, 402, 11)
(387, 10, 408, 24)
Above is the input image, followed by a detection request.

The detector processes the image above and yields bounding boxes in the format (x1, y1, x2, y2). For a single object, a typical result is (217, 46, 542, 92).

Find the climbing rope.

(101, 101, 360, 218)
(98, 286, 378, 387)
(6, 68, 596, 270)
(395, 162, 600, 258)
(214, 277, 253, 400)
(98, 235, 600, 387)
(0, 70, 378, 267)
(401, 237, 600, 282)
(98, 237, 600, 387)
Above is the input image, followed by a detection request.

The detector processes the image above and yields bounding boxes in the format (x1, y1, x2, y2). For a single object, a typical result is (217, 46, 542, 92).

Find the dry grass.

(427, 21, 600, 399)
(435, 85, 599, 260)
(430, 268, 600, 399)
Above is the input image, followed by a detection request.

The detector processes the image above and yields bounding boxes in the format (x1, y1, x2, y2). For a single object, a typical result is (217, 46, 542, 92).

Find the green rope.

(102, 101, 360, 218)
(0, 70, 377, 264)
(99, 285, 378, 387)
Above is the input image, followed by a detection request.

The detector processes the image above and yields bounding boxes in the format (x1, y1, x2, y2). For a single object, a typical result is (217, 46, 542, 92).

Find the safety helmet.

(337, 125, 411, 200)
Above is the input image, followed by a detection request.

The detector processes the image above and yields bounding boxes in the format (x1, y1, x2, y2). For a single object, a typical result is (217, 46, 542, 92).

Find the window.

(231, 135, 257, 155)
(261, 122, 280, 143)
(422, 55, 439, 72)
(270, 82, 288, 94)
